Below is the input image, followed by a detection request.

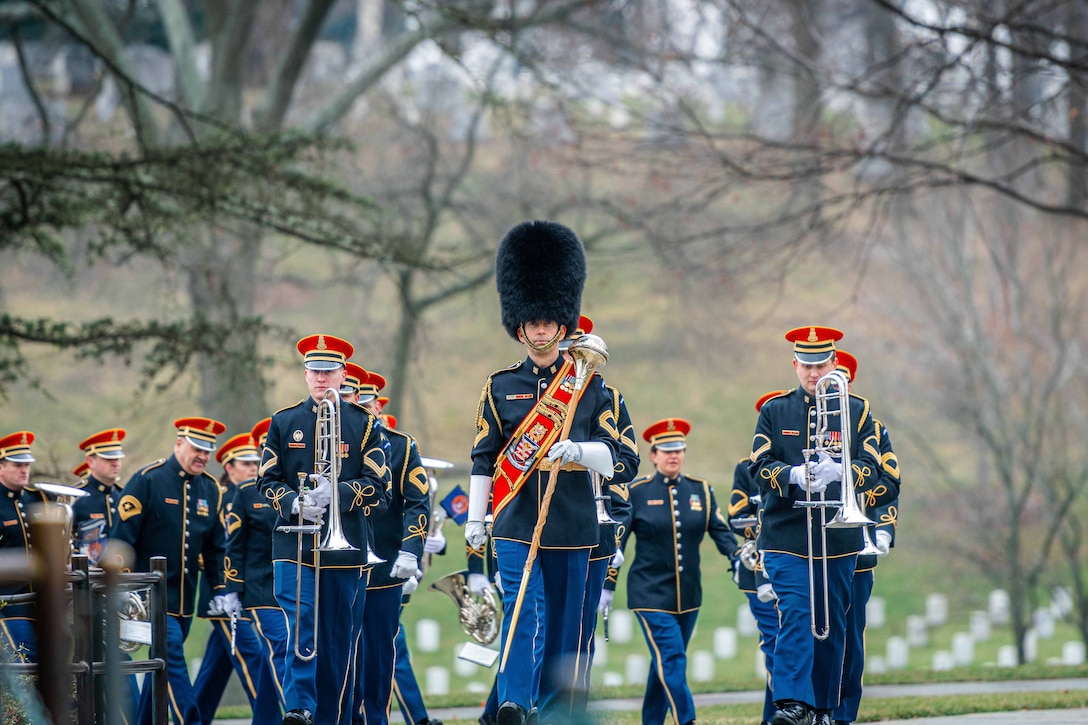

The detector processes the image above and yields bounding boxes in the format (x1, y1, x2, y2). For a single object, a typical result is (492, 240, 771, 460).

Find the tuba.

(116, 590, 151, 654)
(430, 570, 499, 645)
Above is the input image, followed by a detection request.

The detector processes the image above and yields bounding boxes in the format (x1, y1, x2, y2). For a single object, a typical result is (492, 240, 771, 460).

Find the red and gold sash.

(493, 358, 586, 518)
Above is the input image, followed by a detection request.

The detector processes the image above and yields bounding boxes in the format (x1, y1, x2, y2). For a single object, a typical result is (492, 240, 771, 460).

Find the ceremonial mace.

(499, 333, 609, 673)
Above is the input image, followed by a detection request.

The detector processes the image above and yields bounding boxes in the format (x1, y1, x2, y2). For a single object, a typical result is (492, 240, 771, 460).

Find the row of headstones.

(414, 586, 1084, 694)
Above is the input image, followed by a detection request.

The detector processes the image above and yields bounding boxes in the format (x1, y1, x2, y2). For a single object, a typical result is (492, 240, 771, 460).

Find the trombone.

(277, 387, 360, 661)
(795, 370, 874, 639)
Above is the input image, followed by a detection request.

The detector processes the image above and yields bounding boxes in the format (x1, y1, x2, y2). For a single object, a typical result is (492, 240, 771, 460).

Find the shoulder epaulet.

(383, 427, 413, 444)
(630, 474, 654, 488)
(686, 474, 710, 485)
(490, 360, 523, 378)
(74, 478, 90, 490)
(273, 398, 308, 416)
(136, 458, 167, 475)
(850, 393, 872, 428)
(238, 480, 258, 491)
(766, 391, 791, 405)
(737, 456, 748, 465)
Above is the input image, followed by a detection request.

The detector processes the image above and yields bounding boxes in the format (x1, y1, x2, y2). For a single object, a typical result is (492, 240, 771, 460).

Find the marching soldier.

(340, 362, 366, 404)
(749, 327, 893, 725)
(0, 431, 46, 662)
(466, 221, 620, 725)
(111, 416, 229, 725)
(351, 370, 430, 725)
(257, 334, 391, 725)
(729, 391, 788, 725)
(606, 419, 737, 725)
(225, 418, 290, 714)
(70, 428, 140, 722)
(193, 432, 280, 725)
(70, 428, 127, 565)
(831, 351, 900, 725)
(567, 316, 638, 714)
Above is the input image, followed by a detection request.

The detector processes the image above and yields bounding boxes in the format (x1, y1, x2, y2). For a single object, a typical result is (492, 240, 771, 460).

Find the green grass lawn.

(203, 526, 1088, 720)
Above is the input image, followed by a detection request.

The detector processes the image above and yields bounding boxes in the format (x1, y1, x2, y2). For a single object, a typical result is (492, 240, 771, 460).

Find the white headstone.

(867, 654, 887, 675)
(736, 604, 758, 637)
(996, 644, 1018, 667)
(970, 610, 991, 641)
(932, 650, 954, 671)
(601, 671, 624, 687)
(425, 666, 449, 695)
(754, 648, 767, 679)
(867, 596, 886, 629)
(416, 618, 441, 652)
(988, 589, 1010, 624)
(1062, 640, 1086, 666)
(593, 639, 608, 666)
(609, 609, 634, 643)
(925, 593, 948, 626)
(906, 615, 928, 647)
(1034, 608, 1055, 639)
(713, 626, 737, 659)
(690, 650, 715, 682)
(466, 681, 490, 693)
(1052, 587, 1074, 618)
(952, 632, 974, 666)
(886, 636, 909, 670)
(625, 653, 648, 685)
(1024, 629, 1037, 663)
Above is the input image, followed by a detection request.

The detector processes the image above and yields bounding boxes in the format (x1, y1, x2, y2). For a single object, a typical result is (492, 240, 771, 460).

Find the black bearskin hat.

(495, 220, 586, 341)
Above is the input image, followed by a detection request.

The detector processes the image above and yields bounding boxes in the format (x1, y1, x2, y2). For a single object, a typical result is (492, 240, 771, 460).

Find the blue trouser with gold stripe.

(634, 609, 697, 725)
(353, 584, 403, 725)
(274, 562, 363, 725)
(0, 616, 35, 663)
(495, 541, 584, 722)
(578, 557, 609, 694)
(392, 621, 429, 725)
(136, 614, 198, 725)
(745, 590, 780, 723)
(250, 606, 290, 711)
(193, 616, 280, 725)
(834, 568, 874, 722)
(763, 551, 855, 712)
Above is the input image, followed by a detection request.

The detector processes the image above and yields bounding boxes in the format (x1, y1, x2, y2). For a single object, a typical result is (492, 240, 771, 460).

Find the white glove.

(494, 575, 504, 596)
(598, 588, 614, 616)
(757, 582, 777, 603)
(732, 563, 741, 586)
(609, 548, 624, 569)
(547, 439, 583, 465)
(210, 593, 241, 617)
(307, 475, 332, 509)
(402, 575, 419, 596)
(390, 550, 418, 579)
(467, 572, 494, 598)
(424, 527, 446, 554)
(874, 529, 892, 556)
(810, 452, 840, 488)
(291, 497, 325, 523)
(465, 520, 488, 549)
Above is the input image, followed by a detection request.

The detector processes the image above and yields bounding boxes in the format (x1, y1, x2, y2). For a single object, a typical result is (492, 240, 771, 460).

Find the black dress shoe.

(810, 713, 832, 725)
(770, 701, 812, 725)
(831, 721, 852, 725)
(479, 715, 497, 725)
(284, 709, 314, 725)
(419, 720, 444, 725)
(497, 701, 528, 725)
(525, 706, 538, 725)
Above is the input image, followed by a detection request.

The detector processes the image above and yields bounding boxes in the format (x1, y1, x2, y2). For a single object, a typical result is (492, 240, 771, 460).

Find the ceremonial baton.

(499, 334, 608, 673)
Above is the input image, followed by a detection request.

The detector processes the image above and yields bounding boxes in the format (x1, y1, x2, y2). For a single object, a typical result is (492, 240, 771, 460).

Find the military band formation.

(0, 220, 901, 725)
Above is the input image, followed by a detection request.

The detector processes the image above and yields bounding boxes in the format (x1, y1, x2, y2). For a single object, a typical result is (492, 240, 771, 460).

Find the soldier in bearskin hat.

(466, 221, 621, 725)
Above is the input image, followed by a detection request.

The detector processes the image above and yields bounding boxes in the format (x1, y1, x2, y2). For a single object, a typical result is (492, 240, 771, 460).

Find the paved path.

(212, 677, 1088, 724)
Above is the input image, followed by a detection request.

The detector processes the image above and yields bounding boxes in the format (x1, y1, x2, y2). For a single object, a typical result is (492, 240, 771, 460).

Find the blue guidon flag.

(440, 485, 470, 525)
